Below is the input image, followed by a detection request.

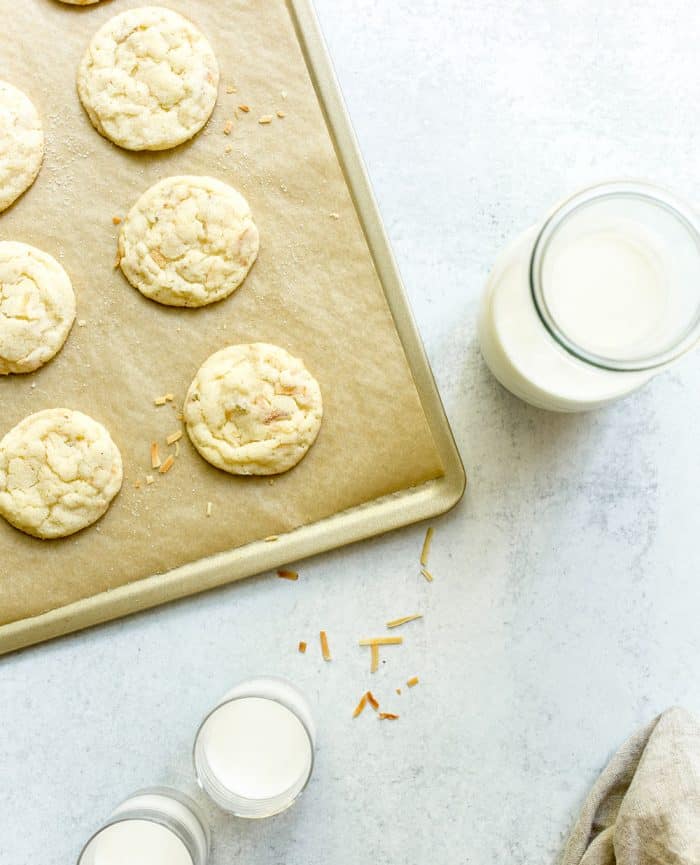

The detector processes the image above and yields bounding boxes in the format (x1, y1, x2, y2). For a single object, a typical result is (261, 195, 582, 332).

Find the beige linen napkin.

(561, 708, 700, 865)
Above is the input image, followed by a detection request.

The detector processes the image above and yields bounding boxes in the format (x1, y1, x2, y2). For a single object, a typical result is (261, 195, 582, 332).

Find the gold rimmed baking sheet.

(0, 0, 465, 655)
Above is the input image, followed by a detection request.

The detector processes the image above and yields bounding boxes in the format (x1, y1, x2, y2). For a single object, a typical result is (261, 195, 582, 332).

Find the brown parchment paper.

(0, 0, 443, 627)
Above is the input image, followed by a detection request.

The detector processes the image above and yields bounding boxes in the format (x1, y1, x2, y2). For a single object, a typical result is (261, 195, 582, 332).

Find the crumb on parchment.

(159, 454, 175, 474)
(150, 441, 161, 469)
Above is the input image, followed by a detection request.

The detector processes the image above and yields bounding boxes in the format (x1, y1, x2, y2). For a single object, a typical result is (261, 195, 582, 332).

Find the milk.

(194, 677, 315, 817)
(200, 697, 312, 799)
(478, 183, 700, 411)
(88, 820, 192, 865)
(479, 228, 653, 411)
(542, 224, 667, 356)
(78, 789, 208, 865)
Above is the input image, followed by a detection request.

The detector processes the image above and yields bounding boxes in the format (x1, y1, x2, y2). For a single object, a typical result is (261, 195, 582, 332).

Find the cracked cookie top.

(0, 81, 44, 213)
(184, 343, 323, 476)
(0, 409, 123, 539)
(77, 6, 219, 151)
(118, 175, 259, 307)
(0, 242, 76, 375)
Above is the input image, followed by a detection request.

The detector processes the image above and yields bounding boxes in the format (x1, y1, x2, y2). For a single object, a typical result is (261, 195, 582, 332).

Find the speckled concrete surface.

(1, 2, 699, 863)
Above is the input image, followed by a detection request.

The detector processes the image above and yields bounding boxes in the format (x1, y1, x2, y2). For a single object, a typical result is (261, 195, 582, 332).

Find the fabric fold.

(561, 707, 700, 865)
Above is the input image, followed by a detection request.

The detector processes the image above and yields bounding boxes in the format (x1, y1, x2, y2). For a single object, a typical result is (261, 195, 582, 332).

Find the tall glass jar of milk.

(478, 181, 700, 411)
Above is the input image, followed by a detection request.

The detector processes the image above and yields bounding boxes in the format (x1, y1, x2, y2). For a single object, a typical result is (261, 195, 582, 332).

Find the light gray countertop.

(2, 1, 699, 863)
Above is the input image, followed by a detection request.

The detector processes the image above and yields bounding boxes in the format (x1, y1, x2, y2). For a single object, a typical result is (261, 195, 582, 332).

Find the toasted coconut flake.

(145, 475, 155, 485)
(238, 104, 250, 112)
(276, 110, 286, 118)
(386, 613, 423, 629)
(223, 119, 233, 135)
(378, 712, 399, 720)
(150, 441, 161, 469)
(352, 693, 368, 718)
(263, 409, 291, 424)
(258, 114, 274, 124)
(298, 640, 307, 654)
(151, 249, 168, 268)
(226, 85, 237, 94)
(420, 567, 434, 583)
(164, 393, 174, 402)
(366, 691, 379, 711)
(370, 643, 379, 673)
(166, 430, 183, 445)
(112, 215, 122, 225)
(154, 395, 168, 406)
(406, 676, 419, 688)
(359, 637, 403, 646)
(420, 527, 434, 566)
(264, 535, 279, 542)
(320, 630, 331, 661)
(159, 455, 175, 474)
(277, 569, 298, 581)
(206, 501, 213, 517)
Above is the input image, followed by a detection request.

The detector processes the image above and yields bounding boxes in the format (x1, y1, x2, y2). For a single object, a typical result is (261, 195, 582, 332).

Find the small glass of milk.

(77, 787, 209, 865)
(193, 676, 316, 818)
(478, 181, 700, 411)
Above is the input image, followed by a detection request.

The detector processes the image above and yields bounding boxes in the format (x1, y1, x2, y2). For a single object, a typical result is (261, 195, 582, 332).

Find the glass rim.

(192, 692, 315, 817)
(76, 787, 208, 865)
(529, 180, 700, 371)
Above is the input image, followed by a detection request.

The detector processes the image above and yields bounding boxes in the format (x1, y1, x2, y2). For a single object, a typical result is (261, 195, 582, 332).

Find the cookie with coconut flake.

(185, 343, 323, 476)
(0, 409, 123, 539)
(0, 81, 44, 213)
(0, 242, 76, 375)
(77, 6, 219, 151)
(118, 175, 259, 307)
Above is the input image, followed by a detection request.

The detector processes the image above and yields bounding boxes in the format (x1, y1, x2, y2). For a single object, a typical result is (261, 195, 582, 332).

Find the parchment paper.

(0, 0, 443, 627)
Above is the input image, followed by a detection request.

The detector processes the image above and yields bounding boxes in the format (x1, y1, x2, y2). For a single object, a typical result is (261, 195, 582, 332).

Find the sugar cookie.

(0, 81, 44, 213)
(0, 242, 76, 375)
(77, 6, 219, 151)
(184, 344, 323, 475)
(0, 409, 123, 539)
(118, 175, 259, 307)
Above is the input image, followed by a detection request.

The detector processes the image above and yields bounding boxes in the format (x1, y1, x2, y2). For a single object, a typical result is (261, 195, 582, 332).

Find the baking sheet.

(0, 0, 450, 633)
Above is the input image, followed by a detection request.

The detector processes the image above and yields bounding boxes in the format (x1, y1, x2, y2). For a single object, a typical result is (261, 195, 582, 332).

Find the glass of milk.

(193, 676, 316, 818)
(77, 787, 209, 865)
(478, 181, 700, 411)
